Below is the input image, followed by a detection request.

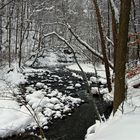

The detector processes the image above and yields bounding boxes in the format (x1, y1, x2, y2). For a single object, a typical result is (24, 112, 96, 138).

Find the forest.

(0, 0, 140, 140)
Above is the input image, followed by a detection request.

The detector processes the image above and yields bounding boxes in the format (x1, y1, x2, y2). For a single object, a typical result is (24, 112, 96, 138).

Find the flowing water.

(4, 66, 112, 140)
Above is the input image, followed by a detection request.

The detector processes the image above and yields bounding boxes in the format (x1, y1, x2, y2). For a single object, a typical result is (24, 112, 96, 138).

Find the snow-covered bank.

(85, 73, 140, 140)
(67, 63, 113, 78)
(0, 62, 114, 138)
(0, 66, 82, 138)
(0, 65, 33, 137)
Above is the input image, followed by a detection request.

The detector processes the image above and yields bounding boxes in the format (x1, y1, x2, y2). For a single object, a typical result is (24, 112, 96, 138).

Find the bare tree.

(92, 0, 112, 92)
(131, 0, 140, 61)
(0, 0, 4, 51)
(109, 0, 119, 71)
(113, 0, 132, 115)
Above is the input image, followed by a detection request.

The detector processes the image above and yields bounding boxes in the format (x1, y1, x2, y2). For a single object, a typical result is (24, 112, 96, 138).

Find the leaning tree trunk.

(113, 0, 131, 115)
(92, 0, 112, 92)
(109, 0, 118, 72)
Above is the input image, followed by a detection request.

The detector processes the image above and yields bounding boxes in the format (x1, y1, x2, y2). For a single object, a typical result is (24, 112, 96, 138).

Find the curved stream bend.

(7, 66, 113, 140)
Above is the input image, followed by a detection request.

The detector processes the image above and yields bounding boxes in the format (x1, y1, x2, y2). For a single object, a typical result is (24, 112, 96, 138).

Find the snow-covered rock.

(91, 87, 98, 95)
(50, 97, 61, 104)
(75, 83, 81, 87)
(98, 78, 107, 84)
(66, 86, 74, 89)
(36, 82, 45, 89)
(26, 86, 35, 93)
(90, 76, 97, 83)
(47, 90, 58, 97)
(44, 108, 54, 117)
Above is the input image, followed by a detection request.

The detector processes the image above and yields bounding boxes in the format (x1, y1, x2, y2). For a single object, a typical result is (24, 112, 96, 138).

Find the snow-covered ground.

(0, 62, 111, 138)
(67, 63, 113, 78)
(0, 64, 82, 138)
(85, 73, 140, 140)
(0, 64, 33, 137)
(1, 62, 139, 140)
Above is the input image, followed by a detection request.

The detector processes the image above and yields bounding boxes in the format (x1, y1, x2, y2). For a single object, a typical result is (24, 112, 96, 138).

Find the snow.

(0, 66, 82, 138)
(85, 73, 140, 140)
(36, 82, 45, 89)
(0, 100, 33, 137)
(1, 61, 140, 140)
(38, 52, 58, 66)
(67, 63, 112, 78)
(66, 85, 74, 89)
(45, 6, 54, 11)
(110, 0, 119, 23)
(75, 83, 81, 87)
(91, 87, 98, 95)
(0, 65, 35, 137)
(72, 72, 83, 80)
(90, 76, 97, 83)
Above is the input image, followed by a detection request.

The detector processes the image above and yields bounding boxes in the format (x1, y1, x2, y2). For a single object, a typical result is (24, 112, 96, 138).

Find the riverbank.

(85, 72, 140, 140)
(0, 63, 112, 139)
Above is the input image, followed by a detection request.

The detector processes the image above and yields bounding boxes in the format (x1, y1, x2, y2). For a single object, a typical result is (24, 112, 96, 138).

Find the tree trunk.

(19, 0, 24, 68)
(15, 2, 19, 60)
(0, 0, 4, 51)
(132, 0, 140, 61)
(92, 0, 112, 92)
(8, 16, 11, 68)
(109, 0, 118, 72)
(0, 15, 2, 52)
(107, 0, 111, 61)
(113, 0, 131, 115)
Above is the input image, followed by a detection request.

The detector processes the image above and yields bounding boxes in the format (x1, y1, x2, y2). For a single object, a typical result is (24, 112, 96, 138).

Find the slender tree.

(92, 0, 112, 92)
(113, 0, 132, 115)
(109, 0, 119, 72)
(131, 0, 140, 61)
(0, 0, 4, 51)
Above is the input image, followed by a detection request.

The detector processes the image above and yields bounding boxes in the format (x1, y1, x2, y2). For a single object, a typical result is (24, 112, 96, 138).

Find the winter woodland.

(0, 0, 140, 140)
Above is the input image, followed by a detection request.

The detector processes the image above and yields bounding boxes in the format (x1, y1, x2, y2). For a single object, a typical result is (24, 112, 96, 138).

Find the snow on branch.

(110, 0, 119, 23)
(41, 22, 113, 69)
(0, 0, 15, 10)
(43, 31, 89, 84)
(66, 23, 114, 69)
(44, 31, 102, 122)
(106, 36, 114, 46)
(43, 22, 114, 70)
(44, 32, 73, 50)
(66, 24, 103, 59)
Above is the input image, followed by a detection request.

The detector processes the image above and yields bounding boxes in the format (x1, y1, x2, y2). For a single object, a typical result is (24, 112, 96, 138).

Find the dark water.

(45, 91, 112, 140)
(3, 66, 112, 140)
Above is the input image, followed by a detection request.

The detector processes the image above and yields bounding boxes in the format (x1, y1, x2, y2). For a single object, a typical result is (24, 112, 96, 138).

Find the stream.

(6, 66, 113, 140)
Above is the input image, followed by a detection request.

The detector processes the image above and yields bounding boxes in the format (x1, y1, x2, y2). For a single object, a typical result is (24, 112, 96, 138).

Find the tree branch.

(0, 0, 15, 10)
(44, 32, 102, 122)
(66, 23, 114, 70)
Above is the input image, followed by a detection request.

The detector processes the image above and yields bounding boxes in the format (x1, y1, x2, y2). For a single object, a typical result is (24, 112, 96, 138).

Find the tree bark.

(109, 0, 118, 72)
(113, 0, 131, 115)
(92, 0, 112, 92)
(0, 0, 3, 51)
(132, 0, 140, 61)
(107, 0, 111, 61)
